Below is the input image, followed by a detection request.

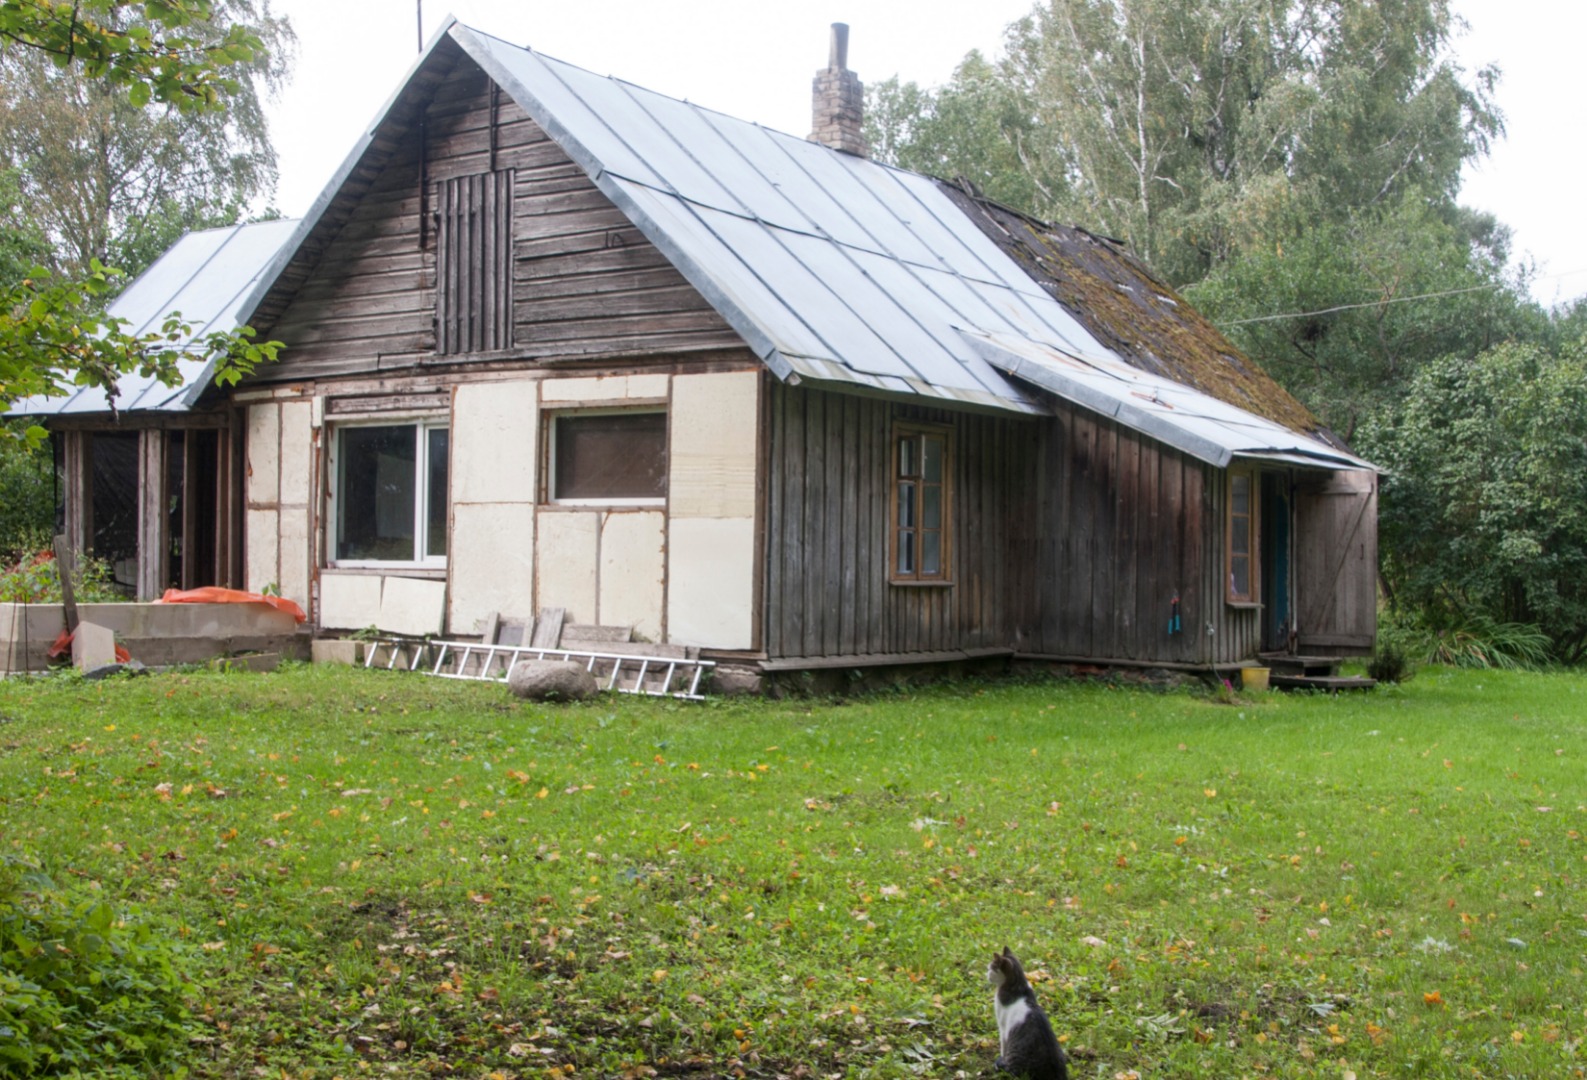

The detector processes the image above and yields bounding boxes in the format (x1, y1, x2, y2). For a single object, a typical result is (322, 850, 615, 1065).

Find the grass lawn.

(2, 664, 1584, 1079)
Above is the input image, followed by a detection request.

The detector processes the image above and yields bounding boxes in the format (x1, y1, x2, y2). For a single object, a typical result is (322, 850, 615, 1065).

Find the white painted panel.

(542, 373, 669, 402)
(320, 573, 384, 630)
(245, 508, 278, 594)
(451, 381, 538, 504)
(598, 510, 665, 641)
(379, 576, 447, 636)
(246, 404, 280, 505)
(670, 371, 759, 519)
(535, 511, 598, 624)
(667, 516, 755, 649)
(449, 502, 535, 632)
(277, 507, 311, 611)
(278, 400, 314, 505)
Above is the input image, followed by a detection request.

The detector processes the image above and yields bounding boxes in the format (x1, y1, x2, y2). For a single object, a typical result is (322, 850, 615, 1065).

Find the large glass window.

(549, 411, 667, 503)
(333, 422, 449, 565)
(892, 426, 950, 583)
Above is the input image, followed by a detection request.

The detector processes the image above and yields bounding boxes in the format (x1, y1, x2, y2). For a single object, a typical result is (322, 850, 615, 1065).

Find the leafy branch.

(1, 260, 279, 435)
(0, 0, 265, 110)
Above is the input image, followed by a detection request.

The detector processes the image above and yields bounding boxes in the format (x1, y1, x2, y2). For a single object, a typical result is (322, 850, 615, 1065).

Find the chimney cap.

(828, 23, 850, 71)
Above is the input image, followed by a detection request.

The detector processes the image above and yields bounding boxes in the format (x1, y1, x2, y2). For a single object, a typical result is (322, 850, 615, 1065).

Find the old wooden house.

(25, 20, 1377, 679)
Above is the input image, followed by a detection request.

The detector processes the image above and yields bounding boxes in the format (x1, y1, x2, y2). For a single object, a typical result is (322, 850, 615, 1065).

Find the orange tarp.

(48, 630, 131, 664)
(157, 587, 307, 623)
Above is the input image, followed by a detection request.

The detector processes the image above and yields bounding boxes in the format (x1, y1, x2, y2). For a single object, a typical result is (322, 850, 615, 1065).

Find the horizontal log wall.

(259, 56, 739, 380)
(763, 383, 1039, 660)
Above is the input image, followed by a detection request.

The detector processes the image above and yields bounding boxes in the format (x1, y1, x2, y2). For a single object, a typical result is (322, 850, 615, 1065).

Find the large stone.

(71, 621, 117, 671)
(710, 664, 763, 697)
(507, 659, 598, 702)
(311, 638, 363, 666)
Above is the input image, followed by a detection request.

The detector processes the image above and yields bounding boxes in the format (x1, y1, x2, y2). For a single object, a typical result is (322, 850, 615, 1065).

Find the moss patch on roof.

(942, 182, 1339, 447)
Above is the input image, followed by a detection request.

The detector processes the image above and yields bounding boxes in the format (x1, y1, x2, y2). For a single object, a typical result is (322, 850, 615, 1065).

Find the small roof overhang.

(962, 328, 1374, 472)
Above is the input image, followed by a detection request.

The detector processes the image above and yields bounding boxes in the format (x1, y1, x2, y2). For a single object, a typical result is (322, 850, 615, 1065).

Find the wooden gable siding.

(762, 382, 1040, 660)
(256, 58, 738, 381)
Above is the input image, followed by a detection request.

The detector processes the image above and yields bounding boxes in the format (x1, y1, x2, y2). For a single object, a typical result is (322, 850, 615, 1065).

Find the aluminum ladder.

(363, 638, 714, 701)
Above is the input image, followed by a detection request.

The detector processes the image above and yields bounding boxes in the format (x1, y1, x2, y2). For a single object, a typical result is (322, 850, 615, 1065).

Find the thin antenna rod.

(416, 0, 423, 52)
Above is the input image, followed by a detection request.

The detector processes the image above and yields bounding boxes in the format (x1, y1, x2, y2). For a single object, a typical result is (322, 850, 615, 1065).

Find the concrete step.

(1260, 653, 1342, 677)
(1271, 674, 1377, 692)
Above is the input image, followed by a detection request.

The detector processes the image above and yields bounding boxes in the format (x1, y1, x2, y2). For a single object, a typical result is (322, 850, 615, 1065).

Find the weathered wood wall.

(254, 46, 739, 378)
(1029, 400, 1214, 665)
(763, 384, 1270, 666)
(763, 383, 1040, 659)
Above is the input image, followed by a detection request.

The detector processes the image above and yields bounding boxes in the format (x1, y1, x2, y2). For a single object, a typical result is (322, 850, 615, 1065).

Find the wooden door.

(1294, 469, 1377, 653)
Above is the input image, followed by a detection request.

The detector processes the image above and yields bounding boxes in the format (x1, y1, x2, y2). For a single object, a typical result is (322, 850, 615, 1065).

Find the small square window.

(331, 422, 449, 566)
(549, 411, 667, 503)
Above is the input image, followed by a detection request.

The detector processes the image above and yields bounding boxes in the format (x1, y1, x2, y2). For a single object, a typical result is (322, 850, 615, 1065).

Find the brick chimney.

(809, 23, 866, 156)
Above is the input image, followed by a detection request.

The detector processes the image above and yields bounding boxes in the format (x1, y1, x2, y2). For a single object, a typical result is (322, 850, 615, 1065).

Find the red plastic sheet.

(157, 587, 307, 623)
(48, 630, 132, 664)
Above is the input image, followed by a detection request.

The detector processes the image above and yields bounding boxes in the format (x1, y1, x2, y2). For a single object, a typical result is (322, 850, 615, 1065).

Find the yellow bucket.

(1241, 667, 1270, 692)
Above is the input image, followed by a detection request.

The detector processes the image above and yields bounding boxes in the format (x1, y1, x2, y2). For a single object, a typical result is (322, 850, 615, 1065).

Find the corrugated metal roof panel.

(12, 219, 300, 418)
(964, 328, 1371, 470)
(609, 178, 832, 364)
(486, 47, 664, 188)
(455, 25, 1123, 418)
(698, 114, 879, 250)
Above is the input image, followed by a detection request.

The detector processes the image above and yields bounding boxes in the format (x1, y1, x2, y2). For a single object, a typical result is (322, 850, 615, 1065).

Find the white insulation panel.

(598, 510, 665, 641)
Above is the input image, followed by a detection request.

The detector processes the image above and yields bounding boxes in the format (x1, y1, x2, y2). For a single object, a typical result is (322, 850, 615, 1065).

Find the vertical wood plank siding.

(257, 57, 738, 379)
(764, 383, 1039, 659)
(765, 383, 1247, 666)
(436, 170, 514, 354)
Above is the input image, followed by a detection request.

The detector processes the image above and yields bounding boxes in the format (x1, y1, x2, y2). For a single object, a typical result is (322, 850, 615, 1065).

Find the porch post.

(60, 430, 91, 555)
(136, 429, 168, 600)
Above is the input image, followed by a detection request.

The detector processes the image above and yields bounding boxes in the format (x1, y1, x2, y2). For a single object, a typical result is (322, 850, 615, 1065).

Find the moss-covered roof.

(941, 182, 1342, 448)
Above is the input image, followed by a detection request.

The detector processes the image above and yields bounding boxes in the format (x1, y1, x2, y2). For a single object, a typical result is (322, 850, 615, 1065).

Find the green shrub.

(0, 550, 122, 605)
(1366, 640, 1413, 683)
(1423, 614, 1553, 670)
(0, 856, 197, 1078)
(0, 427, 54, 563)
(1363, 341, 1587, 663)
(1377, 605, 1551, 671)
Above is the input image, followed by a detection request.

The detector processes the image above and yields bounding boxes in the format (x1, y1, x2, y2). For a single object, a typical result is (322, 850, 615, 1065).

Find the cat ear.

(1002, 946, 1013, 957)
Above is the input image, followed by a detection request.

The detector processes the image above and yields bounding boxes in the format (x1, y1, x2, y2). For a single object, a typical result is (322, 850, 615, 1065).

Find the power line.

(1216, 282, 1504, 327)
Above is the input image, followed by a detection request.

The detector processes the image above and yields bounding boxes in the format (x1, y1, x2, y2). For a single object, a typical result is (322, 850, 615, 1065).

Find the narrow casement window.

(435, 169, 514, 355)
(333, 422, 449, 565)
(1227, 470, 1258, 603)
(892, 426, 950, 583)
(549, 412, 668, 503)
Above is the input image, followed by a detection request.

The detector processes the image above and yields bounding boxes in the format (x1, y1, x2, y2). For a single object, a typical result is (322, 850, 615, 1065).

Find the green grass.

(1, 665, 1584, 1079)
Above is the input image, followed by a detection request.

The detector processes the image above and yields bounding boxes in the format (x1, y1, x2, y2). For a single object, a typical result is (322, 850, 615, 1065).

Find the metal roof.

(454, 24, 1131, 416)
(962, 328, 1370, 470)
(27, 19, 1368, 475)
(13, 218, 300, 417)
(450, 24, 1367, 467)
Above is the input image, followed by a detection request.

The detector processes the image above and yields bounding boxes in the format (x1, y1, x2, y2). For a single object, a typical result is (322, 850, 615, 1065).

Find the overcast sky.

(259, 0, 1587, 307)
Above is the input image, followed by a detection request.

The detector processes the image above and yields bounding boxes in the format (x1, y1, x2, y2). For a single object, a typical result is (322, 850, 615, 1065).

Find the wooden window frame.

(1226, 467, 1260, 606)
(543, 407, 669, 508)
(327, 416, 450, 570)
(890, 423, 953, 586)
